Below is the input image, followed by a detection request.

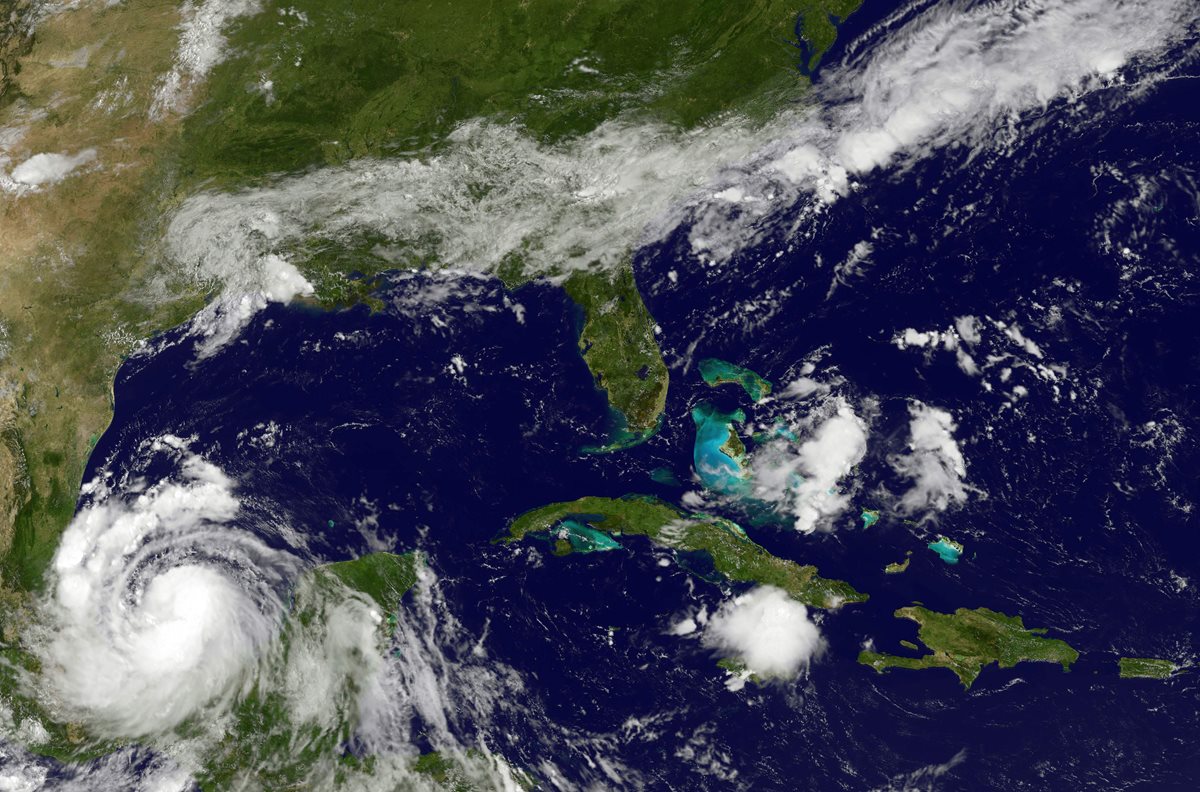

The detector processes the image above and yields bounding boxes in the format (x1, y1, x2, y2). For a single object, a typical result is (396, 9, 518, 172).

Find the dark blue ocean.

(27, 1, 1200, 788)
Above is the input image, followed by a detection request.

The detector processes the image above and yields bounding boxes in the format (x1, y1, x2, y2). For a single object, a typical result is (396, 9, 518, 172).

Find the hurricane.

(31, 436, 292, 739)
(2, 0, 1198, 788)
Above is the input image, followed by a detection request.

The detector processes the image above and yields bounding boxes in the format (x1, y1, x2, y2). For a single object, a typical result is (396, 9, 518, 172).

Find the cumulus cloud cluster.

(894, 317, 982, 377)
(704, 587, 824, 684)
(748, 399, 868, 534)
(894, 315, 1070, 406)
(167, 204, 315, 356)
(892, 402, 968, 515)
(9, 149, 96, 187)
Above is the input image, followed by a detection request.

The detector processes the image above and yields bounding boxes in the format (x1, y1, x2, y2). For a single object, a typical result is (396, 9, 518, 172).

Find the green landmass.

(199, 552, 419, 790)
(860, 509, 880, 529)
(503, 495, 866, 608)
(564, 266, 669, 441)
(1118, 657, 1177, 680)
(413, 752, 475, 791)
(884, 551, 912, 574)
(716, 657, 762, 686)
(858, 606, 1079, 688)
(698, 358, 772, 402)
(899, 640, 919, 651)
(722, 429, 748, 462)
(412, 751, 536, 792)
(0, 0, 871, 783)
(0, 0, 865, 600)
(318, 551, 420, 612)
(180, 0, 863, 184)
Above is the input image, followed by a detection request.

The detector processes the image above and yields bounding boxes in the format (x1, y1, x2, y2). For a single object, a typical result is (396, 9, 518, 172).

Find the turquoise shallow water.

(556, 519, 622, 553)
(650, 467, 682, 486)
(698, 358, 772, 402)
(34, 5, 1200, 784)
(928, 538, 963, 564)
(690, 403, 749, 495)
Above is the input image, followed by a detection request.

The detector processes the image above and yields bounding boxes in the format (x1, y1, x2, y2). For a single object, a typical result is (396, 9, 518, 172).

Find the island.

(884, 551, 912, 574)
(1118, 657, 1178, 679)
(698, 358, 773, 402)
(928, 535, 965, 564)
(411, 749, 536, 791)
(0, 0, 871, 783)
(716, 657, 762, 690)
(752, 419, 799, 444)
(860, 509, 880, 529)
(858, 606, 1079, 688)
(691, 403, 752, 495)
(0, 0, 866, 608)
(501, 495, 867, 609)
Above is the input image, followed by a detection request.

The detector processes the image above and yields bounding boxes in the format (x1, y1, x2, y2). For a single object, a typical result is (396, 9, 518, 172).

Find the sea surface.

(14, 0, 1200, 788)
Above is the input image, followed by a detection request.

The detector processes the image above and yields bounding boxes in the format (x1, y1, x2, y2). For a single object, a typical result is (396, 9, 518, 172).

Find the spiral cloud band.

(36, 436, 289, 738)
